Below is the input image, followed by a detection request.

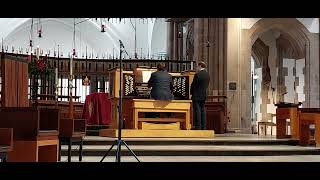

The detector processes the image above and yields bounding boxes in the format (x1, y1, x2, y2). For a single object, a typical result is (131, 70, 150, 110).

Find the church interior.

(0, 18, 320, 162)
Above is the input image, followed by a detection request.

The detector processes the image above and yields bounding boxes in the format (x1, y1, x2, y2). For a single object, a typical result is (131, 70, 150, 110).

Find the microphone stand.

(100, 40, 140, 162)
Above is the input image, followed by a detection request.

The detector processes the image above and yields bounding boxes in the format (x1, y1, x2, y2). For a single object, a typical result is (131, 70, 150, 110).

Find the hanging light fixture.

(38, 29, 42, 38)
(29, 18, 34, 48)
(101, 19, 106, 33)
(38, 18, 42, 38)
(101, 24, 105, 32)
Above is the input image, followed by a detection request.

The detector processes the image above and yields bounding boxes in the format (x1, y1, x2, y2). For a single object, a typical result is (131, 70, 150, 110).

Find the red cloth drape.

(83, 92, 111, 125)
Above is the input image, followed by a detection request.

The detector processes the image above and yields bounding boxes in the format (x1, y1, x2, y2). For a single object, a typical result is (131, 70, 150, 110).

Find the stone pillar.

(193, 18, 227, 96)
(167, 22, 174, 59)
(167, 21, 184, 61)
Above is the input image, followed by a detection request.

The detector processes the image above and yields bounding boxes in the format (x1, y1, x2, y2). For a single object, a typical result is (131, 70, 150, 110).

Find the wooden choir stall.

(297, 108, 320, 147)
(205, 95, 227, 134)
(99, 67, 214, 138)
(0, 108, 60, 162)
(275, 102, 320, 147)
(0, 54, 60, 162)
(32, 85, 86, 162)
(0, 53, 86, 162)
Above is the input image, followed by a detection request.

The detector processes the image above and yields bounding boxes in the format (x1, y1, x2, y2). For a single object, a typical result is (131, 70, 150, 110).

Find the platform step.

(99, 129, 214, 138)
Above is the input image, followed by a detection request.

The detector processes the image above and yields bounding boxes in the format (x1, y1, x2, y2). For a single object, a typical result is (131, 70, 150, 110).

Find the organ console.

(100, 66, 216, 138)
(109, 67, 192, 100)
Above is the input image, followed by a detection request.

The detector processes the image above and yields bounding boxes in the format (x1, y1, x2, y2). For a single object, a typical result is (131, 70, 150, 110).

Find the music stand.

(100, 40, 140, 162)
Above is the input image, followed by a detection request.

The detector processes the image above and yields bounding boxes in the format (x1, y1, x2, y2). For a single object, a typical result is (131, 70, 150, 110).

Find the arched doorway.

(242, 18, 316, 134)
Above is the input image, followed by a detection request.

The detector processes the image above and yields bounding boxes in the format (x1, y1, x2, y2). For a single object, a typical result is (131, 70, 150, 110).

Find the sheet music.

(142, 71, 153, 83)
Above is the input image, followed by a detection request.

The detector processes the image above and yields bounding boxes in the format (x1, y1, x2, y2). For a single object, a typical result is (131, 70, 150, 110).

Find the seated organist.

(148, 63, 174, 100)
(146, 63, 173, 118)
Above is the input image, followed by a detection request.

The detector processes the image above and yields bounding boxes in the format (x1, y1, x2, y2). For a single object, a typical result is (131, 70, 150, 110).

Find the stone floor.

(61, 144, 318, 151)
(60, 155, 320, 162)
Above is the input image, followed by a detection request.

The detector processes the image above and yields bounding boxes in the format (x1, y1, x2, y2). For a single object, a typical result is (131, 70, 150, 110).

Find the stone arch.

(237, 18, 318, 132)
(247, 18, 312, 107)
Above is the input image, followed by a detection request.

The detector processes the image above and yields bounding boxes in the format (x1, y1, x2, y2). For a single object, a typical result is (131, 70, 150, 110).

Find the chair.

(258, 114, 277, 136)
(258, 121, 276, 136)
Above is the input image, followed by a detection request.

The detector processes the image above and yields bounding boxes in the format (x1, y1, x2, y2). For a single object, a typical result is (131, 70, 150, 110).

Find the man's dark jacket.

(190, 69, 210, 101)
(148, 71, 173, 100)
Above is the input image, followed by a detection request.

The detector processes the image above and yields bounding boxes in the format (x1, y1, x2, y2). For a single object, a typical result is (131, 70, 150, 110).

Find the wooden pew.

(31, 98, 86, 162)
(298, 108, 320, 147)
(33, 100, 84, 119)
(0, 107, 59, 162)
(0, 128, 13, 162)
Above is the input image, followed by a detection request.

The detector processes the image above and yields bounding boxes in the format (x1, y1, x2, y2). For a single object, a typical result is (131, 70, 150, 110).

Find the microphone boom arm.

(119, 40, 129, 57)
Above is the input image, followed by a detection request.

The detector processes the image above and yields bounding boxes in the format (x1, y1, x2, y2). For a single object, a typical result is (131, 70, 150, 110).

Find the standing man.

(190, 61, 210, 130)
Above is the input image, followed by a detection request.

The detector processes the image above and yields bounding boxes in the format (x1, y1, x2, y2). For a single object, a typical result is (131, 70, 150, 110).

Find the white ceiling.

(0, 18, 167, 59)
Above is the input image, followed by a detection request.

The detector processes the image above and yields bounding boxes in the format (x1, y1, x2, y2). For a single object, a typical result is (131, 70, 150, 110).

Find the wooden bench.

(0, 128, 13, 162)
(0, 107, 59, 162)
(132, 99, 192, 130)
(138, 118, 185, 130)
(138, 118, 185, 122)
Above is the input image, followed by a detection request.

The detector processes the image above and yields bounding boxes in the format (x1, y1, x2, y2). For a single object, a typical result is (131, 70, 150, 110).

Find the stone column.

(167, 21, 174, 59)
(193, 18, 227, 96)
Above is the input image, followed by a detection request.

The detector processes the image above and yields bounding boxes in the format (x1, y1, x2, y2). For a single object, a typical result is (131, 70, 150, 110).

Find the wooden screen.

(1, 55, 29, 107)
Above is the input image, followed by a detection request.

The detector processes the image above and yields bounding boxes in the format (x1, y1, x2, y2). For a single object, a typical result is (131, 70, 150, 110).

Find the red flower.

(37, 59, 46, 72)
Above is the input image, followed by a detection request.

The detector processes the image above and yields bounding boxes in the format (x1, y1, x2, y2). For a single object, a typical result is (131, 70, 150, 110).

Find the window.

(76, 78, 90, 103)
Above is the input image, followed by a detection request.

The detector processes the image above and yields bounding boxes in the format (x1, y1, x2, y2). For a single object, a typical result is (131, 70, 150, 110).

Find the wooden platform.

(99, 129, 215, 138)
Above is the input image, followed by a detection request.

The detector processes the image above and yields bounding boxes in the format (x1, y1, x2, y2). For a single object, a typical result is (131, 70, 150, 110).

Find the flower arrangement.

(28, 55, 54, 77)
